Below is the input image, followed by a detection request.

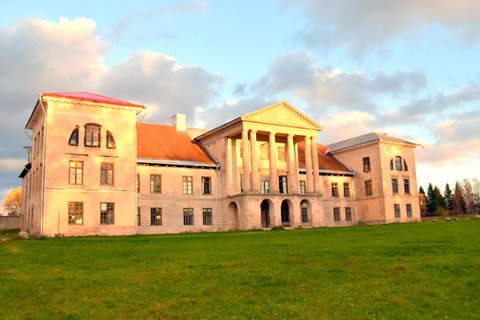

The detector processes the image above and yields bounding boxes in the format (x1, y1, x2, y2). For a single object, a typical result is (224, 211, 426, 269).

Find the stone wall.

(0, 215, 21, 230)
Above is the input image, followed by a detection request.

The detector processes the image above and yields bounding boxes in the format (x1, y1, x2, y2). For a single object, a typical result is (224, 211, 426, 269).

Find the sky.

(1, 0, 479, 203)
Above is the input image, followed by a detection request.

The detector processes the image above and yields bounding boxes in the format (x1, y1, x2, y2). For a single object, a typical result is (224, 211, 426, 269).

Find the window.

(406, 204, 412, 218)
(281, 203, 290, 225)
(137, 174, 140, 193)
(334, 207, 341, 221)
(394, 204, 401, 218)
(403, 160, 408, 171)
(85, 124, 101, 147)
(201, 177, 211, 195)
(260, 143, 269, 160)
(150, 208, 162, 226)
(392, 179, 399, 194)
(365, 180, 373, 196)
(278, 145, 286, 162)
(68, 202, 83, 225)
(279, 176, 288, 194)
(150, 175, 161, 193)
(395, 156, 403, 170)
(404, 179, 410, 194)
(183, 176, 193, 194)
(137, 207, 141, 226)
(183, 208, 194, 225)
(101, 163, 114, 186)
(331, 182, 339, 197)
(345, 207, 352, 221)
(299, 181, 306, 195)
(261, 176, 270, 194)
(100, 203, 114, 224)
(301, 203, 308, 223)
(69, 126, 79, 146)
(343, 183, 350, 198)
(390, 159, 394, 170)
(203, 208, 212, 225)
(240, 174, 243, 192)
(106, 131, 116, 149)
(69, 161, 83, 185)
(363, 157, 371, 172)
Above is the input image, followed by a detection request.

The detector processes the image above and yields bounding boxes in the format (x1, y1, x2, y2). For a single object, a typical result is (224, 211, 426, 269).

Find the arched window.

(68, 126, 79, 146)
(403, 159, 408, 171)
(395, 156, 403, 170)
(85, 123, 101, 147)
(106, 131, 116, 149)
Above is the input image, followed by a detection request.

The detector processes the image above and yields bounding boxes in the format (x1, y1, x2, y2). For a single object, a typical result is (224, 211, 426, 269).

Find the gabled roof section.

(241, 101, 323, 130)
(298, 141, 352, 174)
(327, 132, 419, 153)
(42, 92, 144, 108)
(137, 122, 216, 167)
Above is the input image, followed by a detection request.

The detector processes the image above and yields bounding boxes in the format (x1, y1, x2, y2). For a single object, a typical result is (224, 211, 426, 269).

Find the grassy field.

(1, 221, 479, 319)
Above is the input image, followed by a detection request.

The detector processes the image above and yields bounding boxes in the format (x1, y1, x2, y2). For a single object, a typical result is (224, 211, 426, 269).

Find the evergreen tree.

(434, 186, 445, 210)
(426, 183, 437, 215)
(444, 183, 453, 211)
(419, 186, 426, 196)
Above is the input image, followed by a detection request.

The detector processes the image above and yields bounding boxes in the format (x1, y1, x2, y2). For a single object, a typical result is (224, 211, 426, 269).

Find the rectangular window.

(301, 206, 308, 223)
(392, 179, 398, 194)
(333, 207, 341, 221)
(85, 124, 100, 147)
(150, 175, 161, 193)
(137, 174, 140, 193)
(343, 183, 350, 198)
(277, 145, 286, 162)
(100, 203, 114, 225)
(150, 208, 162, 226)
(201, 177, 211, 195)
(331, 182, 339, 197)
(279, 176, 288, 194)
(299, 181, 306, 195)
(260, 143, 269, 160)
(261, 175, 270, 194)
(394, 204, 401, 218)
(183, 208, 194, 225)
(345, 207, 352, 221)
(203, 208, 213, 225)
(183, 176, 193, 194)
(365, 180, 373, 196)
(404, 179, 410, 194)
(137, 207, 141, 226)
(100, 163, 114, 186)
(68, 202, 83, 225)
(406, 204, 412, 218)
(363, 157, 371, 172)
(69, 161, 83, 185)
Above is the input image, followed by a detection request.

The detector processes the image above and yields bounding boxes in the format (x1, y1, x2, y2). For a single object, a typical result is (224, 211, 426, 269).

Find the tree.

(444, 183, 453, 211)
(462, 178, 474, 214)
(426, 183, 437, 215)
(419, 187, 427, 216)
(453, 182, 465, 215)
(2, 187, 22, 216)
(472, 178, 480, 204)
(434, 186, 445, 211)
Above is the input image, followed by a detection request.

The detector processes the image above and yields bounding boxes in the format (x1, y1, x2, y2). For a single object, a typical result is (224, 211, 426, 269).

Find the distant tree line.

(419, 178, 480, 216)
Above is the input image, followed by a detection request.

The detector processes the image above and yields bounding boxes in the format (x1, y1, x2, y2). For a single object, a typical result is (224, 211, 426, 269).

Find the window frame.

(404, 179, 410, 194)
(392, 178, 399, 194)
(365, 180, 373, 196)
(150, 208, 162, 226)
(69, 126, 79, 146)
(84, 123, 101, 147)
(68, 202, 83, 225)
(345, 207, 352, 221)
(333, 207, 341, 221)
(183, 176, 193, 195)
(394, 204, 401, 218)
(277, 145, 286, 162)
(261, 175, 270, 194)
(137, 174, 140, 193)
(201, 177, 211, 195)
(331, 182, 339, 197)
(363, 157, 371, 172)
(279, 175, 288, 194)
(183, 208, 194, 225)
(299, 181, 306, 195)
(100, 202, 114, 225)
(150, 174, 161, 194)
(202, 208, 213, 225)
(100, 163, 114, 186)
(343, 183, 350, 198)
(69, 160, 83, 185)
(106, 130, 116, 149)
(395, 156, 403, 170)
(406, 204, 412, 218)
(301, 203, 308, 223)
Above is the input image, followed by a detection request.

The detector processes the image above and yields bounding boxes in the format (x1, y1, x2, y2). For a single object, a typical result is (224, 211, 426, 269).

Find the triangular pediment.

(241, 101, 322, 130)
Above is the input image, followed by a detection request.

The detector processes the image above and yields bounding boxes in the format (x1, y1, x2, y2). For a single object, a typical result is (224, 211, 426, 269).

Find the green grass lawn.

(1, 221, 480, 319)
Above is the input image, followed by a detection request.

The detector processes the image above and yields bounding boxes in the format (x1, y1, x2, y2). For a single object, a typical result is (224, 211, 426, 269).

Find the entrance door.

(260, 201, 270, 228)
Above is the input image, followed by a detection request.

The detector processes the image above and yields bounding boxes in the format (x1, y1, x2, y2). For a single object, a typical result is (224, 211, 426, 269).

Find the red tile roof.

(137, 122, 216, 165)
(298, 141, 351, 173)
(42, 92, 144, 108)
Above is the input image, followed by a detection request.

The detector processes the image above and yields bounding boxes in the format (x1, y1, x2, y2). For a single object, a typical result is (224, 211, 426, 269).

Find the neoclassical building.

(19, 92, 421, 236)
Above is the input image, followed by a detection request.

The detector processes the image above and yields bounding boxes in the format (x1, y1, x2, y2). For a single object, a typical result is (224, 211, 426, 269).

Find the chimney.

(172, 114, 187, 131)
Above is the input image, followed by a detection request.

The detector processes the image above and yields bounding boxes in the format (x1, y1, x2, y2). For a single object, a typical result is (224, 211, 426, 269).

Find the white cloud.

(0, 159, 25, 171)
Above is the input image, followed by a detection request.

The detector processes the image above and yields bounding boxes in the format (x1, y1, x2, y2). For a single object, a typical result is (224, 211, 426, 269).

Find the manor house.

(19, 92, 421, 236)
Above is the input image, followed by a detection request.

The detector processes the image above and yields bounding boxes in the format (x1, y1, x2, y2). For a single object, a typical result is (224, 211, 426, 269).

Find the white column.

(242, 130, 251, 192)
(305, 136, 313, 193)
(269, 132, 278, 193)
(226, 137, 233, 194)
(250, 130, 260, 192)
(311, 135, 320, 193)
(287, 134, 298, 193)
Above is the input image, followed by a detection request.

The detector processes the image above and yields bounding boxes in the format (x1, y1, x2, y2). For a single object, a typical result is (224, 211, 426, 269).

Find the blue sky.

(1, 0, 480, 205)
